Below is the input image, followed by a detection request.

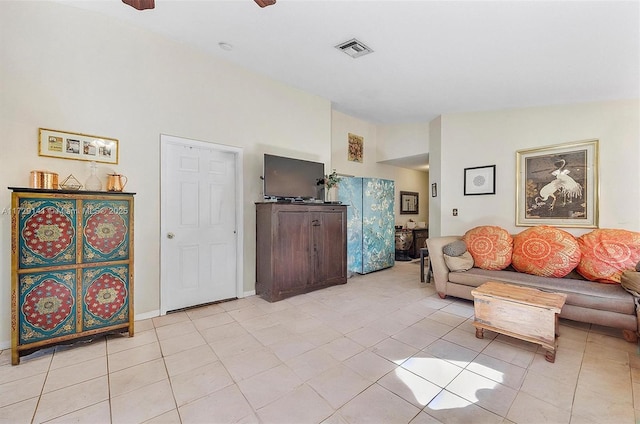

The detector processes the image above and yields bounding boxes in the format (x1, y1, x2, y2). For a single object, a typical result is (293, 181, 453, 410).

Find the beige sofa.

(427, 236, 640, 342)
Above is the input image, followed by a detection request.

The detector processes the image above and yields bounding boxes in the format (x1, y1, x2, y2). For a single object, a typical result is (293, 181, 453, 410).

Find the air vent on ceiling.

(335, 38, 373, 58)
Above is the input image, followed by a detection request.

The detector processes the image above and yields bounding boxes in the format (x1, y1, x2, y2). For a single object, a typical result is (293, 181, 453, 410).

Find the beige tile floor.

(2, 261, 639, 424)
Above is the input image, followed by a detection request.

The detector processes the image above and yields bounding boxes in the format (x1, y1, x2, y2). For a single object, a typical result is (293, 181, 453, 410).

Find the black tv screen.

(263, 154, 325, 200)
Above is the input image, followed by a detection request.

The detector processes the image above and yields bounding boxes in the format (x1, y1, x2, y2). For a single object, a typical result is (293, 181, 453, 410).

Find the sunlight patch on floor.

(399, 358, 502, 408)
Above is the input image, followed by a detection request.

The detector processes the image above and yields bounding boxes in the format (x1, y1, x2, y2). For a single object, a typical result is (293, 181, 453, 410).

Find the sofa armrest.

(426, 236, 462, 296)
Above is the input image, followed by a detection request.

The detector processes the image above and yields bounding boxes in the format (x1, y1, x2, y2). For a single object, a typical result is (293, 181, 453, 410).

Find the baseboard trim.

(135, 310, 160, 321)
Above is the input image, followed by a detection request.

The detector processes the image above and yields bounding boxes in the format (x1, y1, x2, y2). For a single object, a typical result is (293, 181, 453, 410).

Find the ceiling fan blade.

(254, 0, 276, 8)
(122, 0, 155, 10)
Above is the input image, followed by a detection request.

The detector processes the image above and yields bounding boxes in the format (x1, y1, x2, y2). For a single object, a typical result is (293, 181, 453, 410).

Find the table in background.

(410, 228, 429, 259)
(420, 247, 431, 283)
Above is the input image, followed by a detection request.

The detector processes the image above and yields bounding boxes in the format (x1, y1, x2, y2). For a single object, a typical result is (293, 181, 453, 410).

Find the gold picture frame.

(39, 128, 119, 164)
(348, 133, 363, 162)
(516, 139, 598, 228)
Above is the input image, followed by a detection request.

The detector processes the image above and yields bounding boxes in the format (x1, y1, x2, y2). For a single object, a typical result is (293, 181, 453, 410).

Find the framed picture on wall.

(464, 165, 496, 195)
(400, 191, 419, 214)
(516, 139, 598, 228)
(39, 128, 119, 164)
(348, 133, 363, 162)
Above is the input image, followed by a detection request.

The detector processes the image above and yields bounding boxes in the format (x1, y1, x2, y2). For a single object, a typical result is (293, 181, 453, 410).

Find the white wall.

(0, 1, 331, 347)
(377, 123, 429, 162)
(431, 99, 640, 237)
(428, 116, 442, 237)
(331, 111, 429, 226)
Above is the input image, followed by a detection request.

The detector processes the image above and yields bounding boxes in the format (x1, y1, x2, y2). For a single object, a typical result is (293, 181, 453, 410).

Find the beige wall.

(429, 99, 640, 237)
(377, 123, 429, 162)
(0, 1, 332, 347)
(428, 116, 443, 237)
(331, 111, 429, 226)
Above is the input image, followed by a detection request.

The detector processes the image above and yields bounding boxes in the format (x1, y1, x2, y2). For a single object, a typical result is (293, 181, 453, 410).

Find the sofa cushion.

(621, 271, 640, 297)
(463, 226, 513, 270)
(444, 251, 474, 272)
(447, 267, 635, 315)
(443, 240, 467, 257)
(577, 229, 640, 283)
(511, 226, 581, 278)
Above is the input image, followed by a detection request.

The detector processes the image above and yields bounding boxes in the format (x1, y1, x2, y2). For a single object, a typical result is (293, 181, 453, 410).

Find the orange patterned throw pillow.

(463, 226, 513, 270)
(577, 229, 640, 284)
(511, 226, 581, 278)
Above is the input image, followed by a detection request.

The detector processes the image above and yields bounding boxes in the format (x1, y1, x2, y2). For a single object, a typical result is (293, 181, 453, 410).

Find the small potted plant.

(321, 169, 341, 201)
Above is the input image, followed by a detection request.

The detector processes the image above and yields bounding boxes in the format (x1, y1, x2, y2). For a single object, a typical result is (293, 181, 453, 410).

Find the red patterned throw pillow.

(577, 229, 640, 284)
(463, 226, 513, 270)
(511, 226, 581, 278)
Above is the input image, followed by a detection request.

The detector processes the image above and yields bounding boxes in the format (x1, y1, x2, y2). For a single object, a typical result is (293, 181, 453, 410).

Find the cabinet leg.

(11, 350, 19, 366)
(545, 350, 556, 363)
(475, 328, 484, 339)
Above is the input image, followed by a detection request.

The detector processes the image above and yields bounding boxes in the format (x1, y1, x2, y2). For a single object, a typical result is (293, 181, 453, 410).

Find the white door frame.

(159, 134, 244, 315)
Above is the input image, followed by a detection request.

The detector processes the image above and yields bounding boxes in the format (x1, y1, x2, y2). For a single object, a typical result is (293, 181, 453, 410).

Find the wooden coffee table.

(471, 281, 567, 363)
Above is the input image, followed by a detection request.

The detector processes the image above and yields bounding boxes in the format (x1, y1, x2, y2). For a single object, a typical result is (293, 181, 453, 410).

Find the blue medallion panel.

(82, 265, 130, 330)
(339, 177, 395, 274)
(19, 269, 77, 344)
(82, 200, 130, 263)
(18, 198, 77, 269)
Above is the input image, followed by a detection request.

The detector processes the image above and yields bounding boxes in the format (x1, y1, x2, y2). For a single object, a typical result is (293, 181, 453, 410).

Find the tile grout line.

(29, 350, 54, 424)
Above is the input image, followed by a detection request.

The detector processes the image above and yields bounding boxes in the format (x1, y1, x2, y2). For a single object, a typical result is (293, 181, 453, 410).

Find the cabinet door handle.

(311, 219, 320, 226)
(167, 232, 175, 239)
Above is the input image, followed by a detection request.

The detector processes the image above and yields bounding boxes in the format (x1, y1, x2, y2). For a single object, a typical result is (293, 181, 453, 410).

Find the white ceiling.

(57, 0, 638, 169)
(59, 0, 639, 122)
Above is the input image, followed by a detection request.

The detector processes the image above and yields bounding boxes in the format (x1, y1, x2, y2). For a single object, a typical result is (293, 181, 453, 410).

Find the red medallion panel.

(19, 199, 76, 268)
(19, 270, 77, 344)
(83, 200, 130, 262)
(82, 265, 129, 330)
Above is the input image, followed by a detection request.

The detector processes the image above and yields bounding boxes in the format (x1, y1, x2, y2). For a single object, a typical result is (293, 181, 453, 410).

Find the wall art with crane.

(516, 139, 599, 228)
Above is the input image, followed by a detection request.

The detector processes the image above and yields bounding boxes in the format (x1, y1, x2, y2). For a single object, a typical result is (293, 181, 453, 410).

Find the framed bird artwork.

(516, 139, 599, 228)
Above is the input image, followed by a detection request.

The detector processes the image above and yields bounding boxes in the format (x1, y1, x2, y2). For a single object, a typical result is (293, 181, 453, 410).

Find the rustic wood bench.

(471, 281, 567, 363)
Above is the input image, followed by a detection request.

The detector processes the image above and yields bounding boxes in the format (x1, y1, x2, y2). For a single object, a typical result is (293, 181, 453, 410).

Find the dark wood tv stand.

(255, 202, 347, 302)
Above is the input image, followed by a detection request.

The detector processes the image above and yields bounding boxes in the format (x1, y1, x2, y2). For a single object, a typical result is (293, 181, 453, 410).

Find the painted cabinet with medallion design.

(10, 188, 134, 365)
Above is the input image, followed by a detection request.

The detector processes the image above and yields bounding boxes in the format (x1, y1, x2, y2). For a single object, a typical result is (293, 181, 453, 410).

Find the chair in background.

(420, 243, 431, 283)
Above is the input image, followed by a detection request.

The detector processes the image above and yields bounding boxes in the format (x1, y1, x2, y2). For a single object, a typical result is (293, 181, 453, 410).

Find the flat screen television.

(263, 154, 325, 200)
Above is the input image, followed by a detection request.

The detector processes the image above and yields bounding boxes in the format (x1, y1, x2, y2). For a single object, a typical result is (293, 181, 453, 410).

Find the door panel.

(208, 184, 224, 225)
(179, 245, 199, 289)
(180, 182, 199, 226)
(273, 210, 310, 293)
(312, 210, 347, 285)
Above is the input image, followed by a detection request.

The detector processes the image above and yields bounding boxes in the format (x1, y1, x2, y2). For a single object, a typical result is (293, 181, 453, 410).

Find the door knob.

(167, 232, 175, 239)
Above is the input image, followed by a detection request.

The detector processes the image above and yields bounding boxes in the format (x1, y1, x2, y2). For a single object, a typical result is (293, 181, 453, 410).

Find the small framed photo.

(464, 165, 496, 196)
(400, 191, 419, 214)
(39, 128, 119, 164)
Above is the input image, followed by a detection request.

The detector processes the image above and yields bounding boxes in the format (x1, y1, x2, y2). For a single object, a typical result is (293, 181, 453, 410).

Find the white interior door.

(160, 135, 242, 314)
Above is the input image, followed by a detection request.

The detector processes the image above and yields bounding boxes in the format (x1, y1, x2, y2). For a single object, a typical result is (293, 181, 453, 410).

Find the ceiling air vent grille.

(335, 38, 373, 58)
